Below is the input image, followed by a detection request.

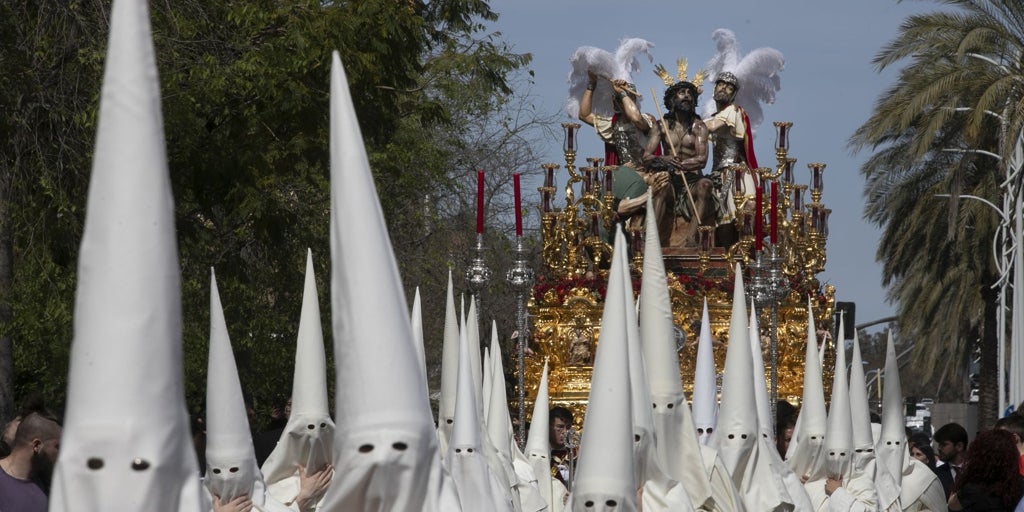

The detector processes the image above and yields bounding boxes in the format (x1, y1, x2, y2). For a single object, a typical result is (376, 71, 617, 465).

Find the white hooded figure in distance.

(748, 301, 810, 511)
(486, 329, 546, 512)
(205, 270, 290, 512)
(637, 198, 742, 512)
(692, 299, 719, 447)
(444, 321, 513, 510)
(317, 51, 459, 512)
(410, 287, 429, 392)
(845, 330, 881, 510)
(786, 298, 828, 485)
(437, 270, 460, 454)
(873, 329, 903, 511)
(712, 266, 790, 511)
(745, 299, 806, 512)
(476, 319, 517, 509)
(567, 227, 637, 512)
(619, 242, 694, 512)
(261, 250, 335, 507)
(807, 316, 875, 511)
(48, 0, 203, 508)
(525, 362, 568, 510)
(875, 331, 945, 512)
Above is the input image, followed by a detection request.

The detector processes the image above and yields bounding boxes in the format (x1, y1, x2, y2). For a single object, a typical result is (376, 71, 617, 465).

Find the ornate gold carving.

(521, 122, 835, 424)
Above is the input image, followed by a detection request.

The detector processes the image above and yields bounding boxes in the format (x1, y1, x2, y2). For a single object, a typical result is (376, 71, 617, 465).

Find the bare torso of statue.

(643, 82, 714, 248)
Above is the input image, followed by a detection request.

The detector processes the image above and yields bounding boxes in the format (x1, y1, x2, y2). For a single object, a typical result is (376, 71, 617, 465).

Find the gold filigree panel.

(518, 279, 835, 425)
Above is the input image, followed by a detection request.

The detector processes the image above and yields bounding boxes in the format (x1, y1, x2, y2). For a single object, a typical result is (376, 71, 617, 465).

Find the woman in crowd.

(908, 432, 937, 470)
(948, 429, 1024, 511)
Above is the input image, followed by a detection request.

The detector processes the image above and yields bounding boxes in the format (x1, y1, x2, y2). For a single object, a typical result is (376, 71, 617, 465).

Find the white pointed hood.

(748, 302, 773, 440)
(525, 362, 561, 509)
(848, 330, 875, 478)
(261, 249, 335, 489)
(205, 270, 266, 505)
(571, 228, 637, 512)
(49, 0, 202, 507)
(786, 297, 827, 482)
(621, 245, 657, 485)
(623, 248, 695, 512)
(486, 326, 514, 466)
(875, 330, 907, 508)
(318, 52, 451, 512)
(475, 323, 516, 509)
(411, 287, 429, 389)
(712, 265, 758, 488)
(637, 198, 713, 509)
(483, 345, 493, 418)
(825, 317, 854, 481)
(438, 270, 460, 452)
(447, 319, 508, 510)
(639, 197, 684, 399)
(750, 301, 811, 511)
(692, 299, 719, 445)
(486, 327, 527, 512)
(468, 300, 484, 415)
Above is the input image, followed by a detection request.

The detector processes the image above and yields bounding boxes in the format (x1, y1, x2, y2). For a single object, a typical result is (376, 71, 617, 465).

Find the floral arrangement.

(674, 272, 732, 297)
(532, 274, 649, 304)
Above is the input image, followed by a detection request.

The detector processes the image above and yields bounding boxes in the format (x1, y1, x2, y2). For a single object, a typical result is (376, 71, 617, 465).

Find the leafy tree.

(851, 0, 1024, 426)
(0, 0, 545, 426)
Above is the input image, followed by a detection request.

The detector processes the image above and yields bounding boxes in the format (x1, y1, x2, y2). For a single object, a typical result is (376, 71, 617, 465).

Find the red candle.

(476, 170, 485, 234)
(754, 186, 763, 251)
(513, 173, 523, 237)
(770, 181, 778, 244)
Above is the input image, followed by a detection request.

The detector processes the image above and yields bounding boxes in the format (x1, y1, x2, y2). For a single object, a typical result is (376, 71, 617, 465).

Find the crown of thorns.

(653, 58, 707, 94)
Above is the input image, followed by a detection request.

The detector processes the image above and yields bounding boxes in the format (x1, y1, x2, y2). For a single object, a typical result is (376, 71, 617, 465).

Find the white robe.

(899, 460, 946, 512)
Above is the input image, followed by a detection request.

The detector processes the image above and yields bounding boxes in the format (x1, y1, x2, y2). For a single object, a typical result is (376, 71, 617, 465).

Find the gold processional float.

(507, 121, 836, 434)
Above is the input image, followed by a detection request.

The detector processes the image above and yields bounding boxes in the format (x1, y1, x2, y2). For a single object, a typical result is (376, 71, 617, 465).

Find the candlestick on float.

(770, 180, 778, 244)
(466, 170, 491, 327)
(506, 175, 534, 445)
(541, 164, 558, 214)
(792, 185, 806, 215)
(754, 185, 763, 252)
(506, 254, 533, 446)
(476, 170, 485, 234)
(514, 173, 523, 237)
(783, 158, 797, 185)
(808, 162, 826, 204)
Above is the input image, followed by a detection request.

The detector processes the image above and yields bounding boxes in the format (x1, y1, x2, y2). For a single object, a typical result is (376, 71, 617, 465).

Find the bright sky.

(488, 0, 942, 331)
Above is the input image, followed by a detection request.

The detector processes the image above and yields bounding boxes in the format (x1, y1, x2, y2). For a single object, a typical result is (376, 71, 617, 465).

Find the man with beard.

(643, 80, 713, 248)
(0, 412, 62, 512)
(577, 70, 673, 248)
(704, 71, 759, 248)
(933, 422, 969, 499)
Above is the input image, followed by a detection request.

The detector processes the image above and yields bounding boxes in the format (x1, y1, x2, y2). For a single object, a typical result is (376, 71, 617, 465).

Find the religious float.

(507, 120, 837, 433)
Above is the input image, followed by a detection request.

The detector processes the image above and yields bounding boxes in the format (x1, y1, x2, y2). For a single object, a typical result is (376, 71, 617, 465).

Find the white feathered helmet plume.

(566, 38, 655, 119)
(700, 28, 784, 133)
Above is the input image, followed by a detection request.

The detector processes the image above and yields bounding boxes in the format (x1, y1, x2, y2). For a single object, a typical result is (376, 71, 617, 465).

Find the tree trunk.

(978, 282, 1000, 429)
(0, 178, 13, 424)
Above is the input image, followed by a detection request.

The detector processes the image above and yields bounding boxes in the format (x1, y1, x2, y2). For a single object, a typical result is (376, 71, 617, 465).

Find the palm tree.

(851, 0, 1024, 427)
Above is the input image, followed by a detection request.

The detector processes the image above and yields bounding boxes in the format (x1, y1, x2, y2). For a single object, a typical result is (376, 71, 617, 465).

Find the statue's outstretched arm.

(578, 72, 597, 126)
